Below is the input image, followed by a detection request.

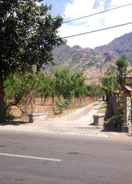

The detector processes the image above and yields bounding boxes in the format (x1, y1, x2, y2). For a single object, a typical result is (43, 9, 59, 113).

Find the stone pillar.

(128, 97, 132, 136)
(122, 96, 128, 132)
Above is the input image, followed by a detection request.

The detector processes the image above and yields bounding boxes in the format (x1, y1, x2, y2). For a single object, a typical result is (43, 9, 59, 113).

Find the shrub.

(53, 98, 70, 114)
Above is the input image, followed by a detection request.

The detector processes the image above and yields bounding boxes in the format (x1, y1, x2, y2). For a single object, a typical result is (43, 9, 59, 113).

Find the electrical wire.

(62, 22, 132, 39)
(63, 3, 132, 24)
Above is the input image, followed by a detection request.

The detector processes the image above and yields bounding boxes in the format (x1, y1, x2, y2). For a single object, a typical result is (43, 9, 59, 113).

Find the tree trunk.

(0, 79, 6, 122)
(105, 93, 117, 120)
(52, 96, 55, 105)
(104, 93, 122, 131)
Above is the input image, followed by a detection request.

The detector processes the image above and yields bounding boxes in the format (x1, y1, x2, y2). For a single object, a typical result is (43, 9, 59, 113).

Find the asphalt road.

(0, 132, 132, 184)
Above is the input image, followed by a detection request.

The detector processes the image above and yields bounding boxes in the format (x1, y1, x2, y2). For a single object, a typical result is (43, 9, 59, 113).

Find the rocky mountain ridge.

(53, 32, 132, 71)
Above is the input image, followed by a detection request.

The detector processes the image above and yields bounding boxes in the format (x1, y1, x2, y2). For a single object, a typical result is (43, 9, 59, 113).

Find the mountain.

(53, 45, 104, 71)
(95, 32, 132, 64)
(52, 32, 132, 82)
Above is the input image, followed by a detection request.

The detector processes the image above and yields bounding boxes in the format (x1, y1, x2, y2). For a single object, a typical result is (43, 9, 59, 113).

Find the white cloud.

(64, 0, 95, 18)
(59, 0, 132, 48)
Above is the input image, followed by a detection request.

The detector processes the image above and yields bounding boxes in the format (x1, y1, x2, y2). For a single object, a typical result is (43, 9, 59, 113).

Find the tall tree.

(116, 56, 128, 89)
(102, 74, 118, 119)
(102, 56, 129, 131)
(0, 0, 63, 121)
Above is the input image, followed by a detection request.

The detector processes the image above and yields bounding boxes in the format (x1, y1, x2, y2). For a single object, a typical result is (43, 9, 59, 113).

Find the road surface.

(0, 101, 107, 137)
(0, 132, 132, 184)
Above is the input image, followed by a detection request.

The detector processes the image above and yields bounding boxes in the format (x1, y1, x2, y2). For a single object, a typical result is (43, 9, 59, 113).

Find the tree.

(35, 73, 55, 103)
(102, 74, 118, 119)
(102, 56, 129, 131)
(54, 68, 73, 99)
(116, 56, 128, 89)
(71, 72, 87, 102)
(0, 0, 63, 121)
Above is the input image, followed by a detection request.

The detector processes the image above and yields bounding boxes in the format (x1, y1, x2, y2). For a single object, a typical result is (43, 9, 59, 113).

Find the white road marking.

(0, 152, 61, 162)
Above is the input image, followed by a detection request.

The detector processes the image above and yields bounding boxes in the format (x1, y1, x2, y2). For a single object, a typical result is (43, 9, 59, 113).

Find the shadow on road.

(0, 120, 28, 126)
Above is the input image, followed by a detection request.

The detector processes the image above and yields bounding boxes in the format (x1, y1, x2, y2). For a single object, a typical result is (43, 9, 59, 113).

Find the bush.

(86, 85, 103, 98)
(4, 69, 98, 115)
(104, 114, 122, 131)
(4, 73, 36, 104)
(53, 98, 70, 114)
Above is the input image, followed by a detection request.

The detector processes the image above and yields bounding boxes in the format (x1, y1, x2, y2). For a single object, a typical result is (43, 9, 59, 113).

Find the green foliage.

(0, 0, 63, 120)
(54, 68, 89, 99)
(0, 0, 63, 78)
(86, 85, 103, 97)
(102, 56, 129, 131)
(4, 74, 22, 101)
(102, 56, 128, 95)
(4, 73, 36, 104)
(54, 68, 73, 98)
(53, 99, 70, 114)
(116, 56, 128, 69)
(102, 74, 118, 95)
(116, 56, 128, 88)
(4, 69, 98, 111)
(34, 73, 55, 99)
(71, 72, 87, 98)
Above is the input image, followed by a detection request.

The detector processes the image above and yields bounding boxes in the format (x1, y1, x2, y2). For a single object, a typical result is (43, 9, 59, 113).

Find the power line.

(63, 3, 132, 24)
(62, 22, 132, 39)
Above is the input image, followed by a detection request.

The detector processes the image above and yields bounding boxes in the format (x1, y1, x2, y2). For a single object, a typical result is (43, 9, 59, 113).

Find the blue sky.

(43, 0, 132, 48)
(44, 0, 112, 16)
(44, 0, 69, 16)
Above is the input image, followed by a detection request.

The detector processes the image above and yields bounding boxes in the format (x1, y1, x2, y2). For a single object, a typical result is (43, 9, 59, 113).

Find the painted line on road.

(0, 152, 62, 162)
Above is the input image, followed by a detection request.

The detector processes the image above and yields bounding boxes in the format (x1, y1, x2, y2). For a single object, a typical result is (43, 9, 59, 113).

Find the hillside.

(53, 32, 132, 71)
(53, 45, 104, 71)
(95, 32, 132, 64)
